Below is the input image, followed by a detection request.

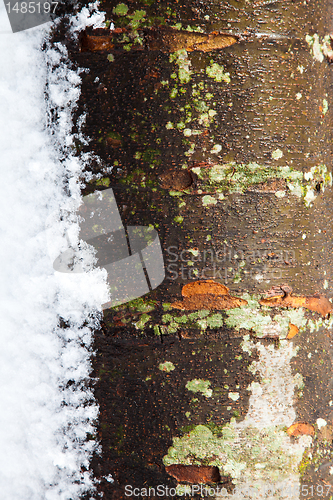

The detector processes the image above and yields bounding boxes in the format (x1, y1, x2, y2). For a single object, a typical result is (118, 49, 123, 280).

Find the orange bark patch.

(80, 32, 114, 52)
(165, 464, 221, 484)
(182, 280, 229, 298)
(260, 290, 332, 317)
(171, 280, 247, 311)
(286, 323, 299, 339)
(287, 423, 315, 437)
(80, 28, 237, 54)
(152, 29, 238, 53)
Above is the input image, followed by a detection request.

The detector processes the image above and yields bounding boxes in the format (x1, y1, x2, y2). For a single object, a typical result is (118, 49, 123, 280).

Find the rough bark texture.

(56, 0, 333, 497)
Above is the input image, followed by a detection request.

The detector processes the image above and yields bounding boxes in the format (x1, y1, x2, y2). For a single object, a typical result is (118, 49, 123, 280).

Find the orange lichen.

(287, 423, 315, 437)
(171, 280, 247, 311)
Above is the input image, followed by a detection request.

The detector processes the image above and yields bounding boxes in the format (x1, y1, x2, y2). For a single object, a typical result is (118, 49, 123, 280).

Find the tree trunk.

(65, 0, 333, 497)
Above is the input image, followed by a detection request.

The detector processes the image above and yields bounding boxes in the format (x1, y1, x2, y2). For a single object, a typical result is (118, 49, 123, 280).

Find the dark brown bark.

(63, 0, 333, 497)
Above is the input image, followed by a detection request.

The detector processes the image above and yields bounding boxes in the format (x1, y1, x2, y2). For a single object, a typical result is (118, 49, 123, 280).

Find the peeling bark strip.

(67, 0, 333, 496)
(287, 423, 315, 437)
(260, 290, 332, 317)
(171, 279, 248, 310)
(80, 27, 237, 53)
(165, 464, 221, 483)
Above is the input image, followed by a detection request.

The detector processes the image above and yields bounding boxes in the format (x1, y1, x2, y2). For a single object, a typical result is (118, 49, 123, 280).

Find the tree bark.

(65, 0, 333, 497)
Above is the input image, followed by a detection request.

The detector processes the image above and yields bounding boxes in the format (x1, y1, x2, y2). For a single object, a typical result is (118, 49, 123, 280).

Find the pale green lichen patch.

(173, 215, 184, 224)
(164, 339, 311, 492)
(163, 421, 309, 482)
(224, 294, 308, 339)
(193, 161, 330, 206)
(169, 49, 192, 84)
(113, 3, 129, 15)
(206, 61, 230, 83)
(202, 195, 217, 206)
(207, 162, 302, 194)
(305, 33, 331, 62)
(271, 148, 283, 160)
(159, 361, 175, 372)
(322, 98, 328, 115)
(186, 379, 212, 397)
(135, 313, 151, 329)
(302, 164, 332, 207)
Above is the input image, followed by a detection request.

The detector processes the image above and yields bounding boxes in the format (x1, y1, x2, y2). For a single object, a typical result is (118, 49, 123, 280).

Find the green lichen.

(113, 3, 129, 16)
(225, 293, 307, 338)
(159, 361, 175, 372)
(96, 177, 110, 187)
(271, 148, 283, 160)
(174, 215, 184, 223)
(206, 61, 230, 83)
(169, 49, 192, 84)
(186, 379, 212, 398)
(135, 313, 151, 329)
(305, 33, 331, 62)
(193, 161, 330, 206)
(202, 195, 217, 206)
(163, 421, 308, 482)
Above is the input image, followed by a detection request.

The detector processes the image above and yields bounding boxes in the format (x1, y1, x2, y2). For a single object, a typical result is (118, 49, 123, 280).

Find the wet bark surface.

(51, 0, 333, 498)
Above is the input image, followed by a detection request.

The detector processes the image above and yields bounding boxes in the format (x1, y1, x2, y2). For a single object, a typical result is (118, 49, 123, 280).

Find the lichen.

(163, 421, 310, 482)
(206, 61, 230, 83)
(186, 379, 212, 397)
(202, 195, 217, 206)
(192, 161, 330, 206)
(305, 33, 331, 63)
(113, 3, 129, 16)
(164, 339, 312, 493)
(169, 49, 192, 84)
(159, 361, 175, 372)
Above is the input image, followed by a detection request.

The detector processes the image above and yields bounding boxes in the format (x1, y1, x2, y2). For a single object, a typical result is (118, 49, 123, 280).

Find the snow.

(0, 3, 108, 499)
